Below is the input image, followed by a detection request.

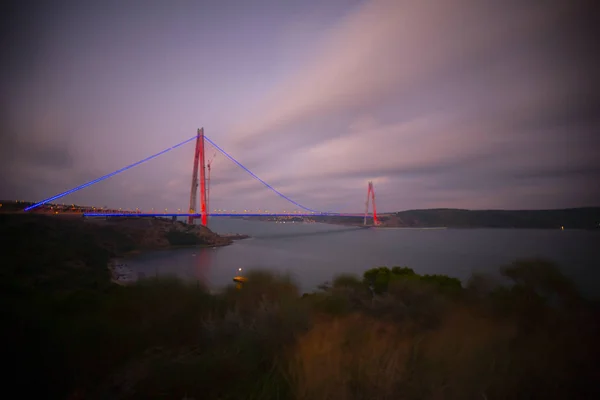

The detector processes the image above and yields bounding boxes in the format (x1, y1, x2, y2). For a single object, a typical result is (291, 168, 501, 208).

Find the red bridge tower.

(188, 128, 208, 226)
(364, 181, 379, 226)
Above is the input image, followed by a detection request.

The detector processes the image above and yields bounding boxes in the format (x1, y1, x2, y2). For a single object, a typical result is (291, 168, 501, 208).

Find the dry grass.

(288, 304, 599, 400)
(409, 310, 517, 400)
(289, 314, 412, 400)
(287, 310, 517, 400)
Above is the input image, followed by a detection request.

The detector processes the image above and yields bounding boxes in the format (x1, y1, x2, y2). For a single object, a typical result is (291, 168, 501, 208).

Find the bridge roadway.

(82, 212, 372, 218)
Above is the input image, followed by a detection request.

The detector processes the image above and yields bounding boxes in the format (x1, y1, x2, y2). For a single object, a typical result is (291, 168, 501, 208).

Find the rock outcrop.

(85, 216, 236, 251)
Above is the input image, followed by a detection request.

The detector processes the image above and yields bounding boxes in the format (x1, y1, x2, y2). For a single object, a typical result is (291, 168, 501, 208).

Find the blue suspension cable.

(204, 136, 339, 215)
(25, 133, 346, 215)
(24, 135, 198, 211)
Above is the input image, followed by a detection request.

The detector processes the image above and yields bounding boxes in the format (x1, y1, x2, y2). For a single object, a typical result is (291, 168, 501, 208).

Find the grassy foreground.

(2, 214, 599, 399)
(4, 262, 600, 399)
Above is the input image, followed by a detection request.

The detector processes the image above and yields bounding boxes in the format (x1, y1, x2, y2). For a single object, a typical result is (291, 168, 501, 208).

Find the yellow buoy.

(233, 268, 246, 289)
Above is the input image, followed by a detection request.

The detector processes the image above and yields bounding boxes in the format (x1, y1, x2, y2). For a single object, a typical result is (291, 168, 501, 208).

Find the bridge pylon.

(363, 181, 379, 226)
(188, 128, 208, 226)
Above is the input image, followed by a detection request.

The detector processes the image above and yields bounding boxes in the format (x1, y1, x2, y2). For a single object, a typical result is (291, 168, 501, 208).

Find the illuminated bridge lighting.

(24, 135, 198, 211)
(26, 134, 377, 221)
(83, 213, 369, 218)
(204, 136, 334, 215)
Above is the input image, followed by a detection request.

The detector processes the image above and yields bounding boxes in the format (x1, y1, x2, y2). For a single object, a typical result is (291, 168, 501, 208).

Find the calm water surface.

(127, 219, 600, 296)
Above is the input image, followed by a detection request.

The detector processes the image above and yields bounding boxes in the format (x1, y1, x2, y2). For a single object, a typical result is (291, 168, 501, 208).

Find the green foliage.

(362, 266, 388, 286)
(362, 266, 461, 295)
(420, 274, 463, 294)
(364, 266, 410, 294)
(332, 273, 364, 290)
(501, 258, 583, 308)
(391, 266, 416, 276)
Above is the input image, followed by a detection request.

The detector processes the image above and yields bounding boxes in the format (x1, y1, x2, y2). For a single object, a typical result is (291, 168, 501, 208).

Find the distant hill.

(303, 207, 600, 229)
(385, 207, 600, 229)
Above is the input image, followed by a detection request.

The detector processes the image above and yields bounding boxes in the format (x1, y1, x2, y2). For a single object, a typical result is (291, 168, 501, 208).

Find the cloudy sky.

(1, 0, 598, 213)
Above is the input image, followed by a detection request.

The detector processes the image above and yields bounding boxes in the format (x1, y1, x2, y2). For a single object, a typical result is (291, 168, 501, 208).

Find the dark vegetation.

(165, 230, 206, 246)
(392, 207, 600, 229)
(2, 214, 599, 399)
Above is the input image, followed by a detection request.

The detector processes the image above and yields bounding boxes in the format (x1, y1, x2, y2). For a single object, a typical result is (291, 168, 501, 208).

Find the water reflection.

(191, 248, 213, 286)
(254, 226, 367, 240)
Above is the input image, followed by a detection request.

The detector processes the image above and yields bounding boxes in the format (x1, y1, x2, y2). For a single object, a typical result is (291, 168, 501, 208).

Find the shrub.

(362, 266, 462, 296)
(420, 274, 462, 295)
(391, 266, 416, 276)
(501, 258, 583, 311)
(332, 274, 364, 290)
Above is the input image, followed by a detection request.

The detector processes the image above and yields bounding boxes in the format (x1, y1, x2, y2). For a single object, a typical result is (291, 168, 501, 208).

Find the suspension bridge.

(23, 128, 380, 226)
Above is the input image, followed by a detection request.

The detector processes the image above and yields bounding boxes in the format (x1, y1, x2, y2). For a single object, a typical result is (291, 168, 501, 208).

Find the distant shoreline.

(371, 226, 448, 230)
(241, 207, 600, 230)
(2, 201, 598, 230)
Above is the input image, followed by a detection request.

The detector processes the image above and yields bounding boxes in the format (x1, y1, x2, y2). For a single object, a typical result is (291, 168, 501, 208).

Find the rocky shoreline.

(85, 216, 250, 248)
(100, 219, 250, 285)
(221, 233, 250, 240)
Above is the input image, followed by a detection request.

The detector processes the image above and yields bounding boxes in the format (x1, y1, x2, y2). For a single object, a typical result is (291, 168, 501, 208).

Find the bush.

(420, 274, 462, 295)
(332, 274, 364, 290)
(391, 266, 416, 276)
(362, 266, 461, 296)
(501, 258, 584, 311)
(222, 270, 299, 311)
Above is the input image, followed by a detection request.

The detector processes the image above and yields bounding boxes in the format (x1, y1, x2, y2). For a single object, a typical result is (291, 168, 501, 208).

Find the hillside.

(0, 214, 235, 292)
(386, 207, 600, 229)
(299, 207, 600, 229)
